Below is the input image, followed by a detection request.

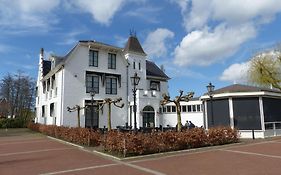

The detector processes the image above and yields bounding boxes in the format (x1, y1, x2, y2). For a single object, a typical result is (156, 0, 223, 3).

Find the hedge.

(0, 117, 32, 128)
(103, 127, 238, 157)
(28, 123, 238, 157)
(28, 123, 101, 146)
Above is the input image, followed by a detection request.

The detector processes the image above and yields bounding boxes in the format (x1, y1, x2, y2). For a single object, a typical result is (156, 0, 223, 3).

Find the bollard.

(252, 129, 255, 140)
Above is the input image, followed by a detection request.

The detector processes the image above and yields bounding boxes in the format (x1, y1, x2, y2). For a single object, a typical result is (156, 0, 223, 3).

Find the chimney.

(40, 48, 44, 60)
(160, 65, 165, 72)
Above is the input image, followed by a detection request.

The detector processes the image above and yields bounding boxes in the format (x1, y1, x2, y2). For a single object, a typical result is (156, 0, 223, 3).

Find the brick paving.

(1, 129, 281, 175)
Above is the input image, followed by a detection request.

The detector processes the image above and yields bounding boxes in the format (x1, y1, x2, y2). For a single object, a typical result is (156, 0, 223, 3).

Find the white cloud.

(172, 0, 281, 68)
(170, 0, 189, 12)
(67, 0, 125, 25)
(177, 0, 281, 31)
(174, 24, 256, 66)
(143, 28, 175, 58)
(220, 61, 250, 83)
(0, 0, 59, 32)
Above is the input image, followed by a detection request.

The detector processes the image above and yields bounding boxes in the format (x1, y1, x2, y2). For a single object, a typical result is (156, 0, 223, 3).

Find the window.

(163, 106, 166, 113)
(35, 87, 38, 97)
(197, 105, 201, 112)
(43, 82, 46, 93)
(192, 105, 196, 112)
(167, 106, 171, 113)
(42, 106, 45, 117)
(86, 73, 99, 93)
(51, 75, 55, 89)
(150, 81, 160, 91)
(50, 103, 54, 117)
(133, 62, 136, 69)
(187, 105, 192, 112)
(108, 53, 116, 69)
(172, 106, 176, 112)
(182, 105, 187, 112)
(47, 79, 50, 91)
(89, 50, 98, 67)
(106, 77, 117, 94)
(139, 62, 141, 70)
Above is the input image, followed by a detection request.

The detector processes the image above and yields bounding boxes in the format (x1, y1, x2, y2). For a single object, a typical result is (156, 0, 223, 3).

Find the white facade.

(35, 36, 206, 130)
(35, 36, 172, 129)
(160, 100, 204, 128)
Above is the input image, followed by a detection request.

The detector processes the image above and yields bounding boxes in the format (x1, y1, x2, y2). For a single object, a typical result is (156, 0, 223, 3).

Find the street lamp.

(130, 72, 140, 131)
(206, 82, 215, 127)
(90, 90, 95, 129)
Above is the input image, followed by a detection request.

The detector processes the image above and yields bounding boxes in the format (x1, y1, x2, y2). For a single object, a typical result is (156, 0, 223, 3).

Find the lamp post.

(206, 82, 215, 127)
(130, 73, 140, 131)
(90, 90, 95, 129)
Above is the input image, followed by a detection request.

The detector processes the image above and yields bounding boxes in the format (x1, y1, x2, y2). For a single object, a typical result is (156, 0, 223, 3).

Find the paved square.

(1, 129, 281, 175)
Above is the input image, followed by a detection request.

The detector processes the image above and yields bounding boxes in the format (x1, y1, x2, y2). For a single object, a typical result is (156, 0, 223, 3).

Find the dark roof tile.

(206, 84, 281, 95)
(124, 36, 146, 55)
(146, 60, 169, 80)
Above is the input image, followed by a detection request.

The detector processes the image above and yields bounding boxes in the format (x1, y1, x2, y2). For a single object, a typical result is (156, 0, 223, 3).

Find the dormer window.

(89, 50, 98, 67)
(139, 62, 141, 70)
(108, 53, 116, 69)
(150, 81, 160, 91)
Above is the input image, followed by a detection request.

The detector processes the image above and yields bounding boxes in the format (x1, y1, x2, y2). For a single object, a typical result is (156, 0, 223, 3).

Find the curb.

(47, 136, 84, 149)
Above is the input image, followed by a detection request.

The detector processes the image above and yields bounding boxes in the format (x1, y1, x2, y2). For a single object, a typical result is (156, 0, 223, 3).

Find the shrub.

(28, 123, 101, 146)
(0, 116, 32, 128)
(28, 123, 238, 157)
(208, 126, 239, 145)
(102, 127, 238, 157)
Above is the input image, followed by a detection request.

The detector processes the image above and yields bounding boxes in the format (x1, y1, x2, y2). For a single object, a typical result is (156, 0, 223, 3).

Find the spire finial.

(130, 29, 137, 37)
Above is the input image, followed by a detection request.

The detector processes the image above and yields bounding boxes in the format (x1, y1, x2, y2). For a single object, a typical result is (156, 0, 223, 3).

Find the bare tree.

(0, 72, 35, 118)
(97, 98, 124, 131)
(161, 90, 194, 132)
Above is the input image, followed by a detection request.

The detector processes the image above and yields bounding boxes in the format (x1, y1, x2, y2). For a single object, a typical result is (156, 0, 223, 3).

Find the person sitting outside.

(189, 121, 195, 129)
(184, 120, 190, 129)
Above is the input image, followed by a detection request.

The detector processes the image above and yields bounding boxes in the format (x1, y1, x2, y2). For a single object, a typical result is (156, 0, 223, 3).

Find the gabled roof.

(146, 60, 170, 80)
(79, 40, 122, 50)
(209, 84, 281, 95)
(124, 36, 146, 56)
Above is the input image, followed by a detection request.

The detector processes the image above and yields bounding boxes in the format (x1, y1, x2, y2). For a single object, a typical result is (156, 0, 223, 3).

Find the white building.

(35, 35, 172, 129)
(35, 35, 205, 129)
(160, 98, 204, 128)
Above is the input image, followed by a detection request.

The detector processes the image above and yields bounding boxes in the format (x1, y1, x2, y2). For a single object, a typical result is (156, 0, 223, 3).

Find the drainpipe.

(60, 66, 64, 126)
(126, 64, 129, 125)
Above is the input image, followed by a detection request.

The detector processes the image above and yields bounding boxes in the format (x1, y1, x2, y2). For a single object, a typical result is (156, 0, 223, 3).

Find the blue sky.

(1, 0, 281, 98)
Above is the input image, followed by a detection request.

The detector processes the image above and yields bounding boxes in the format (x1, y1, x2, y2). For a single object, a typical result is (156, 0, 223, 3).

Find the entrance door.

(85, 106, 99, 128)
(142, 106, 155, 128)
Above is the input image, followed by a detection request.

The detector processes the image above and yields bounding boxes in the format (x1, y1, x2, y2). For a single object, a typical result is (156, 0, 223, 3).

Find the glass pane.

(187, 105, 192, 112)
(197, 105, 201, 112)
(167, 106, 171, 112)
(182, 106, 187, 112)
(192, 105, 196, 112)
(89, 50, 93, 66)
(172, 106, 176, 112)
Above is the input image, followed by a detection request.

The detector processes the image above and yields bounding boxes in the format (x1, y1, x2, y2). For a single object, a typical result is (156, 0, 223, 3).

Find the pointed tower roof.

(124, 36, 146, 56)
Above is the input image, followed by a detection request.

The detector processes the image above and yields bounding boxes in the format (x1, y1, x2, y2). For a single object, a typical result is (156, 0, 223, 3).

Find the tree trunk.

(176, 103, 182, 132)
(77, 107, 80, 128)
(108, 104, 112, 131)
